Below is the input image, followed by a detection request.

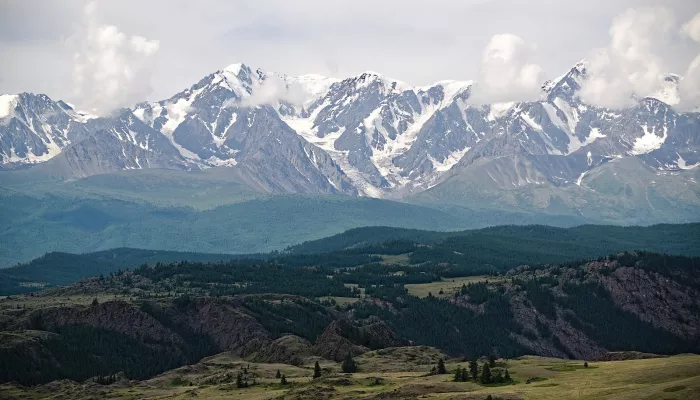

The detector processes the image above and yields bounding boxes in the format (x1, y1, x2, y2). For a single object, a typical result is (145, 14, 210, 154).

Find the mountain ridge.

(1, 60, 699, 224)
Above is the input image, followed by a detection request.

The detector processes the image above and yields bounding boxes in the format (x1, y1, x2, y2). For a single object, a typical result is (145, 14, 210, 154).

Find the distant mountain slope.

(3, 223, 699, 295)
(0, 192, 485, 268)
(287, 223, 700, 257)
(0, 249, 245, 295)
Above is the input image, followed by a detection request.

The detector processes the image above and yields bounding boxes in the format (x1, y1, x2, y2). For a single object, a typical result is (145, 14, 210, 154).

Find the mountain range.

(1, 60, 699, 227)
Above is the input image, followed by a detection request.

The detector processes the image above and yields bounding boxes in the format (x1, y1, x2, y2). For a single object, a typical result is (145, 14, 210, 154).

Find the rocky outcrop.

(598, 266, 700, 340)
(249, 334, 312, 365)
(312, 318, 405, 362)
(313, 320, 369, 361)
(170, 297, 271, 356)
(24, 301, 183, 346)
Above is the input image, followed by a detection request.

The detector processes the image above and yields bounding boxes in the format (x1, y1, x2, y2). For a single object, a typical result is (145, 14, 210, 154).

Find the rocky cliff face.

(501, 254, 700, 360)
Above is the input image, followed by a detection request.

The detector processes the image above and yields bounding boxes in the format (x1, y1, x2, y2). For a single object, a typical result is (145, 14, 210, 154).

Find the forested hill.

(0, 249, 250, 295)
(286, 223, 700, 255)
(1, 251, 699, 385)
(2, 223, 699, 296)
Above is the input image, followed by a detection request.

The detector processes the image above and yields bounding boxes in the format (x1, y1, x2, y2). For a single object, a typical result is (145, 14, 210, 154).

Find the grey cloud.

(1, 0, 699, 112)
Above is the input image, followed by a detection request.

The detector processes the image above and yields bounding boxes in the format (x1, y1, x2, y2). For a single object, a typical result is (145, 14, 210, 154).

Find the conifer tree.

(341, 353, 357, 373)
(275, 369, 281, 379)
(313, 361, 322, 379)
(437, 358, 447, 374)
(504, 368, 511, 382)
(280, 374, 288, 385)
(453, 367, 462, 382)
(469, 359, 478, 381)
(480, 363, 492, 384)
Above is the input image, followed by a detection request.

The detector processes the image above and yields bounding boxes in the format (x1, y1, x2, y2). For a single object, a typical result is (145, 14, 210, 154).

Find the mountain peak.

(222, 63, 251, 76)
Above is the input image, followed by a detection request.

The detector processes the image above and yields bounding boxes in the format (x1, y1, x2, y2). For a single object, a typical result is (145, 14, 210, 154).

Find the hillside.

(3, 223, 699, 295)
(1, 250, 698, 387)
(287, 223, 700, 255)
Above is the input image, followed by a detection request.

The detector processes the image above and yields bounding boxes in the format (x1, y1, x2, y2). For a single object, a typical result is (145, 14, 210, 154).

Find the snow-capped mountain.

(1, 61, 698, 200)
(0, 93, 93, 167)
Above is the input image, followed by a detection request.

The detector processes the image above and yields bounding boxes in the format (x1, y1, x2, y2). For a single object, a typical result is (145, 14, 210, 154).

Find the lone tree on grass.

(280, 374, 288, 385)
(341, 353, 358, 373)
(275, 369, 281, 379)
(313, 361, 322, 379)
(437, 358, 447, 374)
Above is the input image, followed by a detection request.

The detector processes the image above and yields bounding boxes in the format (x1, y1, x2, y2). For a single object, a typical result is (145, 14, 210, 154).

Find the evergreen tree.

(504, 368, 511, 382)
(280, 374, 288, 385)
(462, 368, 468, 382)
(236, 373, 244, 388)
(469, 359, 479, 381)
(437, 358, 447, 374)
(313, 361, 322, 379)
(494, 369, 503, 383)
(453, 367, 462, 382)
(584, 361, 589, 368)
(488, 354, 496, 367)
(91, 298, 99, 307)
(341, 353, 357, 373)
(275, 369, 281, 379)
(480, 363, 492, 384)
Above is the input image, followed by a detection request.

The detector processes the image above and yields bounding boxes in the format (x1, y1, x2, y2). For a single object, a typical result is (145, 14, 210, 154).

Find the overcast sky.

(1, 0, 699, 112)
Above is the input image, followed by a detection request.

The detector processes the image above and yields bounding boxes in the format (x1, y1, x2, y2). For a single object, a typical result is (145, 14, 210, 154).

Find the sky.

(1, 0, 699, 113)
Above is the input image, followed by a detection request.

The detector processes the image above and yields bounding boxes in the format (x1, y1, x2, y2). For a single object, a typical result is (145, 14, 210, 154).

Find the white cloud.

(681, 12, 700, 42)
(468, 34, 545, 104)
(71, 2, 160, 115)
(577, 8, 674, 109)
(224, 74, 315, 109)
(678, 13, 700, 111)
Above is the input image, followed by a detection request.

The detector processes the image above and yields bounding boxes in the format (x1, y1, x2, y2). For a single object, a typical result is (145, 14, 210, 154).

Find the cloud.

(223, 74, 315, 109)
(71, 2, 160, 115)
(467, 34, 545, 104)
(678, 13, 700, 111)
(681, 12, 700, 42)
(577, 8, 675, 109)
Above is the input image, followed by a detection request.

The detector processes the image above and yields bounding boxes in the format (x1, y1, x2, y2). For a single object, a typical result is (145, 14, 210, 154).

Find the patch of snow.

(575, 172, 587, 186)
(553, 97, 579, 134)
(676, 153, 700, 170)
(430, 147, 471, 173)
(631, 124, 667, 155)
(521, 112, 542, 131)
(160, 87, 205, 135)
